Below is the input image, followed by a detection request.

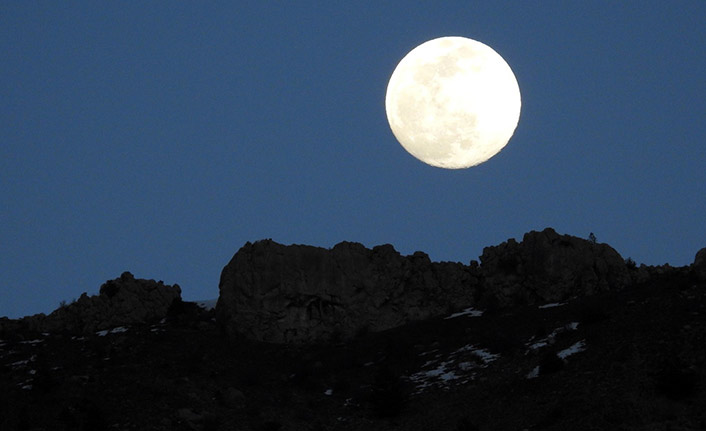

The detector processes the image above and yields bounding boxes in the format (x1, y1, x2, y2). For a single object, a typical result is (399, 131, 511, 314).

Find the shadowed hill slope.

(1, 229, 705, 430)
(1, 266, 704, 430)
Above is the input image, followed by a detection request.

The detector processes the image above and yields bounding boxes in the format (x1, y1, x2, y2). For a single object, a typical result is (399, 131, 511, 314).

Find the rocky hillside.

(0, 272, 181, 336)
(1, 228, 705, 430)
(217, 228, 657, 343)
(216, 239, 476, 344)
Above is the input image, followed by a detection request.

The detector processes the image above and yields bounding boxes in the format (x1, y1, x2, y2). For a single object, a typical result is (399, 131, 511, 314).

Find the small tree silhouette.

(655, 360, 700, 400)
(456, 416, 480, 431)
(588, 232, 597, 244)
(539, 352, 564, 375)
(369, 366, 407, 418)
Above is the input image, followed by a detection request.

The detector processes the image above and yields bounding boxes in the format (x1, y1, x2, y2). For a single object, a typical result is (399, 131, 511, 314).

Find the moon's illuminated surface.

(385, 36, 521, 169)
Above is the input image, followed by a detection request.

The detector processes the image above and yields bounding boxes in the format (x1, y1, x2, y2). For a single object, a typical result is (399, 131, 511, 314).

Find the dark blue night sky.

(2, 2, 705, 318)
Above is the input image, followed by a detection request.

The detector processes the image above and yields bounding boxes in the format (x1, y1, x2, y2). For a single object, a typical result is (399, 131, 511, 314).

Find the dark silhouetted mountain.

(1, 229, 705, 430)
(217, 228, 631, 343)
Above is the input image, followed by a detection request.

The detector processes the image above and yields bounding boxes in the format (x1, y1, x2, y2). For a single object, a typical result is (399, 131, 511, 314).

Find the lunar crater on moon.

(385, 36, 521, 169)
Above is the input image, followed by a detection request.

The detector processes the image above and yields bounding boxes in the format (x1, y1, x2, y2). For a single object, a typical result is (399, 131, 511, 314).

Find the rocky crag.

(216, 240, 478, 344)
(3, 228, 702, 346)
(217, 227, 682, 344)
(695, 247, 706, 282)
(2, 229, 705, 431)
(0, 272, 181, 336)
(478, 228, 631, 308)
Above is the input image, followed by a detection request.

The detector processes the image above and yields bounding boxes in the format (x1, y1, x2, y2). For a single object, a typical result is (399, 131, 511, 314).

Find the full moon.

(385, 36, 521, 169)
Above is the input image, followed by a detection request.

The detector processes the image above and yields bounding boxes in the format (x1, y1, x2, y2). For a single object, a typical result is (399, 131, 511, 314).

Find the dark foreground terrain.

(2, 271, 705, 430)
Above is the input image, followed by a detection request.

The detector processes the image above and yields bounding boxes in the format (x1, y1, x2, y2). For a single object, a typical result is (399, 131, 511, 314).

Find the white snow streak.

(526, 366, 540, 379)
(526, 322, 580, 351)
(409, 344, 498, 393)
(96, 326, 129, 336)
(538, 302, 566, 309)
(557, 340, 586, 359)
(444, 307, 484, 319)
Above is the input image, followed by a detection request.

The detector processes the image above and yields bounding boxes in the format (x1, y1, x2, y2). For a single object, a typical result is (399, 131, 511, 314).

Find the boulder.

(17, 272, 181, 335)
(694, 247, 706, 282)
(216, 240, 479, 343)
(222, 387, 246, 409)
(479, 228, 631, 307)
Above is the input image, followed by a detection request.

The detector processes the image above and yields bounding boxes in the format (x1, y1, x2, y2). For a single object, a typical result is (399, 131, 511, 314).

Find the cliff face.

(216, 228, 634, 344)
(216, 240, 478, 343)
(3, 231, 705, 430)
(478, 228, 631, 307)
(2, 228, 699, 347)
(694, 247, 706, 281)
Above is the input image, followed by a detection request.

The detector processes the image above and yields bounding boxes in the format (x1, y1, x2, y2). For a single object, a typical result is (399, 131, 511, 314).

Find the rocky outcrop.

(4, 272, 181, 335)
(217, 228, 635, 344)
(479, 228, 631, 307)
(216, 240, 479, 343)
(694, 247, 706, 282)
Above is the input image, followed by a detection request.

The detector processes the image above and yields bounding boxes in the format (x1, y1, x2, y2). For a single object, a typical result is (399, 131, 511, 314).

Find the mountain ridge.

(1, 228, 705, 430)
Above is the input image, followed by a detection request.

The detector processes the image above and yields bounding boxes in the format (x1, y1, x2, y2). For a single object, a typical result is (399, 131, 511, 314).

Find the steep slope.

(1, 268, 704, 431)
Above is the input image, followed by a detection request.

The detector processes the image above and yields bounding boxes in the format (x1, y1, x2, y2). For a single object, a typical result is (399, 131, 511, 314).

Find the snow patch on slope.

(557, 340, 586, 359)
(444, 307, 483, 319)
(538, 302, 566, 309)
(525, 322, 579, 352)
(409, 344, 499, 393)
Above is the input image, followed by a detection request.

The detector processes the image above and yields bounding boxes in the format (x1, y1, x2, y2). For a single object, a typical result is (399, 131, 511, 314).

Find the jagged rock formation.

(216, 240, 479, 343)
(3, 259, 705, 431)
(1, 272, 181, 335)
(478, 228, 631, 307)
(3, 232, 706, 431)
(217, 228, 635, 344)
(694, 247, 706, 282)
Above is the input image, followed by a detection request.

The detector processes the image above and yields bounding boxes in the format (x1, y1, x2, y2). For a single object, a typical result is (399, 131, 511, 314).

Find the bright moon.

(385, 36, 521, 169)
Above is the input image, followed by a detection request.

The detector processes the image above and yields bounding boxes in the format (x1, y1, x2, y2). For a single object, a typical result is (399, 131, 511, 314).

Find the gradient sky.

(2, 2, 705, 319)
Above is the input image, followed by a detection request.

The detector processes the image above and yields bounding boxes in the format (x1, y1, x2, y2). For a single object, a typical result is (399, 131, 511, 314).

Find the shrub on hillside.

(538, 352, 564, 375)
(354, 324, 370, 339)
(202, 414, 220, 431)
(456, 416, 480, 431)
(58, 406, 78, 428)
(17, 407, 30, 431)
(655, 361, 700, 400)
(81, 402, 108, 431)
(369, 366, 408, 418)
(99, 280, 120, 298)
(578, 302, 609, 325)
(481, 331, 523, 356)
(258, 420, 282, 431)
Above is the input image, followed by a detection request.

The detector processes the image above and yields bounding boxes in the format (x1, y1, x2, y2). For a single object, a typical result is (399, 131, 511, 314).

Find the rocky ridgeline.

(3, 228, 704, 345)
(217, 228, 701, 344)
(0, 272, 181, 336)
(478, 228, 631, 307)
(695, 247, 706, 282)
(216, 240, 478, 344)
